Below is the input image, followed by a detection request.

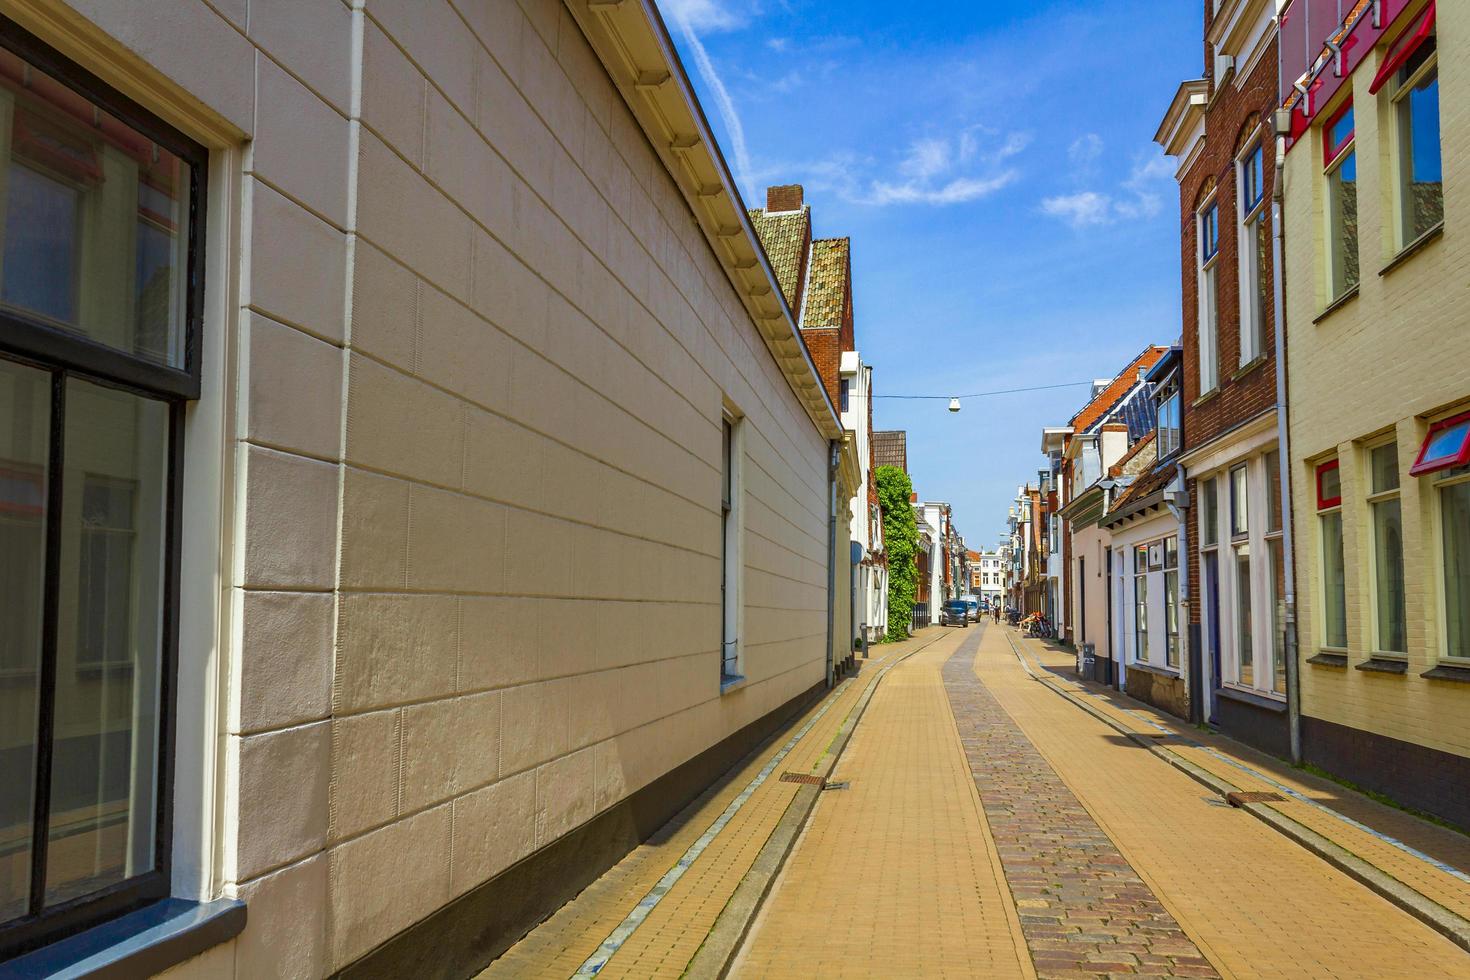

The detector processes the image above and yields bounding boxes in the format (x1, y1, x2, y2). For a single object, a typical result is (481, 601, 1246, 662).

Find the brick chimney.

(766, 184, 804, 212)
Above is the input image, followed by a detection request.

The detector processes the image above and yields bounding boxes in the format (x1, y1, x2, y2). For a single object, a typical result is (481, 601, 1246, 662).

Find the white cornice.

(565, 0, 842, 440)
(1155, 80, 1209, 159)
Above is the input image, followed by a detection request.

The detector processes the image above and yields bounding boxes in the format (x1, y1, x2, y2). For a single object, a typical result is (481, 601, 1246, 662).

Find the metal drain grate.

(780, 772, 826, 786)
(1225, 790, 1285, 806)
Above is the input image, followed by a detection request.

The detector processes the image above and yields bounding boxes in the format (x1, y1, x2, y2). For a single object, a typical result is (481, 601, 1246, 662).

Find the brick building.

(1279, 0, 1468, 826)
(1156, 0, 1292, 754)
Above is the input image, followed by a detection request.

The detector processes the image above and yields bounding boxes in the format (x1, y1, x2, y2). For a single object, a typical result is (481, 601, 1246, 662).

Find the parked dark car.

(940, 599, 970, 628)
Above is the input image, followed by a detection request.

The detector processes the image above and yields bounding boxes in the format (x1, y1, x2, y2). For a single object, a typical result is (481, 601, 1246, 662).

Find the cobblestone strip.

(943, 630, 1220, 979)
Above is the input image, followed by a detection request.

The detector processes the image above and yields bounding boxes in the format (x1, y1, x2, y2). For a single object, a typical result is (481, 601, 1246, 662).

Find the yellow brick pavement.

(981, 626, 1470, 979)
(1014, 634, 1470, 925)
(481, 630, 942, 979)
(732, 630, 1034, 979)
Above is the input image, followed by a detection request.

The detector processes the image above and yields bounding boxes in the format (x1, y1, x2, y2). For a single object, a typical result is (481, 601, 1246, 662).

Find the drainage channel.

(1004, 631, 1470, 889)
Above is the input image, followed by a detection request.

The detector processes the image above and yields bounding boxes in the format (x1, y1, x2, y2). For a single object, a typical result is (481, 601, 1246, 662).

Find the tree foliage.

(875, 465, 919, 642)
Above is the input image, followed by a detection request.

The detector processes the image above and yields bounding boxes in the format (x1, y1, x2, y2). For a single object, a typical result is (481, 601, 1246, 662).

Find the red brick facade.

(1177, 18, 1282, 627)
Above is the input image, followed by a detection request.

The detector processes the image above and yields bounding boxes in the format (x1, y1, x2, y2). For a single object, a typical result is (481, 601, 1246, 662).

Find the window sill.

(1380, 221, 1444, 278)
(2, 898, 246, 978)
(1218, 685, 1288, 712)
(1313, 285, 1360, 325)
(1420, 663, 1470, 684)
(1230, 354, 1268, 383)
(1128, 661, 1181, 679)
(1354, 657, 1408, 675)
(719, 674, 747, 695)
(1306, 651, 1348, 668)
(1192, 387, 1220, 409)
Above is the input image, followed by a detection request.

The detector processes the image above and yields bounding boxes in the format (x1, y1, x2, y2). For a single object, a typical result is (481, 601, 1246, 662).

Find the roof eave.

(565, 0, 842, 440)
(1154, 79, 1209, 157)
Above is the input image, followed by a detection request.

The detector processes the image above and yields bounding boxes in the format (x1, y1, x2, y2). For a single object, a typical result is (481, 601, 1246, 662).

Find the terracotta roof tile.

(747, 206, 810, 310)
(1070, 346, 1170, 434)
(1110, 461, 1172, 515)
(801, 237, 849, 328)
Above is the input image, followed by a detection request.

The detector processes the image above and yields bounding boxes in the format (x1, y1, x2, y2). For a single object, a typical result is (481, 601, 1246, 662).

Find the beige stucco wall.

(1069, 522, 1112, 664)
(19, 0, 838, 974)
(1283, 0, 1470, 758)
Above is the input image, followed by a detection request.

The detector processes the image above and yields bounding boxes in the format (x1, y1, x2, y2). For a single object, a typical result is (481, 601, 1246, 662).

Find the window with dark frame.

(0, 18, 205, 959)
(839, 378, 849, 413)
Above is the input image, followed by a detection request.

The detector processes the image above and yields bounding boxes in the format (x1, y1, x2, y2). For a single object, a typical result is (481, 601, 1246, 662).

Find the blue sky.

(658, 0, 1203, 551)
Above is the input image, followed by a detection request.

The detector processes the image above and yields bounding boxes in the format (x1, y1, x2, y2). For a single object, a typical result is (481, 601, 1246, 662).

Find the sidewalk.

(732, 632, 1032, 978)
(480, 628, 949, 979)
(993, 626, 1470, 976)
(1008, 630, 1470, 933)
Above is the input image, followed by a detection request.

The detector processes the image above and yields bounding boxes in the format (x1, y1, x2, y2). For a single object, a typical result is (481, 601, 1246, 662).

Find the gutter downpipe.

(826, 440, 839, 687)
(1165, 463, 1197, 724)
(1273, 133, 1302, 764)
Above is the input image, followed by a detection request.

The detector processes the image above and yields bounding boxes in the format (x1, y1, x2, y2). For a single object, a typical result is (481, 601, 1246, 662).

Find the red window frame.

(1322, 100, 1355, 169)
(1409, 410, 1470, 477)
(1369, 1, 1436, 95)
(1316, 459, 1342, 510)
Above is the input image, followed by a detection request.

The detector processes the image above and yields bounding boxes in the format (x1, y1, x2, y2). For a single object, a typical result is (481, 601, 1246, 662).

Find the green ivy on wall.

(875, 466, 918, 642)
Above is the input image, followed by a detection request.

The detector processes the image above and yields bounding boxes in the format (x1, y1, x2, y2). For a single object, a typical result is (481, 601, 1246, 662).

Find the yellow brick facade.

(1283, 0, 1470, 762)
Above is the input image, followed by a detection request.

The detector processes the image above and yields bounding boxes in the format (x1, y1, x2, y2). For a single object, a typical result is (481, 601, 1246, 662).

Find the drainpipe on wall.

(1272, 132, 1302, 764)
(826, 440, 839, 687)
(1166, 463, 1197, 723)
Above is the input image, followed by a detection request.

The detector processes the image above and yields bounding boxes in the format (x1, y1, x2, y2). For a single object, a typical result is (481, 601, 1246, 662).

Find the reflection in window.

(0, 358, 49, 923)
(1393, 32, 1442, 244)
(0, 52, 190, 368)
(1324, 103, 1359, 300)
(1369, 442, 1406, 654)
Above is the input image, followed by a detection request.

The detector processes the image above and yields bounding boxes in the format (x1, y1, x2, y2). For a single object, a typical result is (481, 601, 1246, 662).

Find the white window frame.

(1365, 437, 1407, 657)
(720, 412, 744, 686)
(1197, 195, 1221, 393)
(1237, 137, 1268, 366)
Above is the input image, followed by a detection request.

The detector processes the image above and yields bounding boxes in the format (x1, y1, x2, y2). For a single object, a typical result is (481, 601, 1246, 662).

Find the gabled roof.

(1108, 431, 1158, 478)
(802, 237, 850, 328)
(747, 206, 810, 310)
(1105, 461, 1174, 525)
(1070, 346, 1169, 435)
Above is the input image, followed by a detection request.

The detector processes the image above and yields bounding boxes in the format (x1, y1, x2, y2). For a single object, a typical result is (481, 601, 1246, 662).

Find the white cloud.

(860, 127, 1027, 206)
(1041, 191, 1113, 227)
(1067, 133, 1104, 171)
(659, 0, 748, 33)
(766, 36, 790, 52)
(1043, 145, 1174, 227)
(664, 4, 757, 199)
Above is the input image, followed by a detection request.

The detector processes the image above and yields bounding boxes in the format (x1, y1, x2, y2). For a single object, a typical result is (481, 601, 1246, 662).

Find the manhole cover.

(1225, 791, 1285, 806)
(780, 772, 825, 786)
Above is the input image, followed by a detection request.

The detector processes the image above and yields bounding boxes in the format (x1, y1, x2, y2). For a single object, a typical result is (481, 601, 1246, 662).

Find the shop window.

(1323, 101, 1359, 301)
(1367, 441, 1406, 654)
(1134, 543, 1149, 665)
(1265, 450, 1285, 693)
(1317, 460, 1348, 649)
(0, 21, 204, 956)
(1230, 463, 1248, 539)
(1201, 476, 1218, 548)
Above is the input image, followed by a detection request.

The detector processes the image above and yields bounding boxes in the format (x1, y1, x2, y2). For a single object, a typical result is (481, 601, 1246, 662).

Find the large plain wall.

(24, 0, 834, 975)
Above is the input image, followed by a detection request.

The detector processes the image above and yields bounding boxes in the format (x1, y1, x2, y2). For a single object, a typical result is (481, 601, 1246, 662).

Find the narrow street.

(491, 625, 1470, 979)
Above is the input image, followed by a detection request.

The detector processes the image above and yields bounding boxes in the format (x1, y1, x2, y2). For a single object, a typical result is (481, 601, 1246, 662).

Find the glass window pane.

(1253, 211, 1269, 355)
(1202, 477, 1218, 547)
(0, 50, 191, 368)
(0, 357, 49, 923)
(1328, 150, 1359, 297)
(1237, 551, 1253, 687)
(1231, 465, 1248, 537)
(1328, 104, 1355, 155)
(1371, 442, 1400, 494)
(1269, 538, 1286, 694)
(1165, 569, 1179, 668)
(1319, 463, 1341, 505)
(1372, 497, 1406, 653)
(1443, 480, 1470, 660)
(44, 378, 167, 907)
(1322, 511, 1347, 648)
(1265, 450, 1282, 532)
(1399, 66, 1442, 243)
